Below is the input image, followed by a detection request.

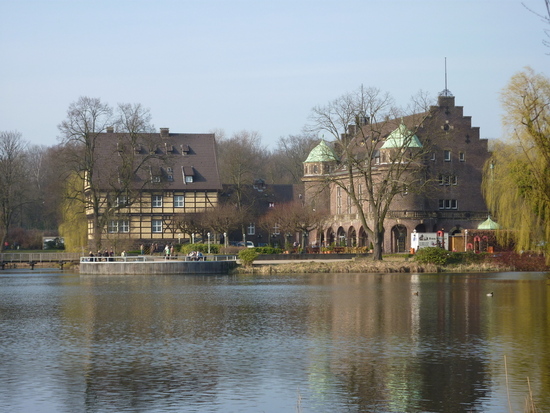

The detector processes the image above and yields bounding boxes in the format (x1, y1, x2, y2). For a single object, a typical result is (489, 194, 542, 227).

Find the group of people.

(86, 244, 179, 261)
(186, 251, 205, 261)
(88, 248, 114, 261)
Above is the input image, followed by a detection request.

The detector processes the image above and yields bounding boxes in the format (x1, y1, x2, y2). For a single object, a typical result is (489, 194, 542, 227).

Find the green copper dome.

(304, 140, 339, 163)
(381, 121, 423, 149)
(478, 216, 500, 230)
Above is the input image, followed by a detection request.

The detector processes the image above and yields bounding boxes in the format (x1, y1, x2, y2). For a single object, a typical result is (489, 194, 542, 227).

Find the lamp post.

(207, 232, 211, 254)
(464, 229, 468, 252)
(224, 232, 227, 248)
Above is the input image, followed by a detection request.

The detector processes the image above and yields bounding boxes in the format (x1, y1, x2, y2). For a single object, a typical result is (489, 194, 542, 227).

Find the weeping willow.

(482, 67, 550, 260)
(58, 174, 88, 252)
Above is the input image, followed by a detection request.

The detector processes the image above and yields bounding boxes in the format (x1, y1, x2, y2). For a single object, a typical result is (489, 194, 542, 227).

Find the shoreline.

(233, 258, 514, 274)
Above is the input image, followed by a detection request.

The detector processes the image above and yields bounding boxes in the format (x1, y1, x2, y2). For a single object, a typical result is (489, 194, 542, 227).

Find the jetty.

(0, 252, 81, 270)
(79, 255, 238, 275)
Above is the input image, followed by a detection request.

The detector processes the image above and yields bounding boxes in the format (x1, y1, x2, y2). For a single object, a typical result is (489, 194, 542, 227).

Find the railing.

(1, 253, 81, 263)
(80, 254, 238, 263)
(334, 211, 490, 221)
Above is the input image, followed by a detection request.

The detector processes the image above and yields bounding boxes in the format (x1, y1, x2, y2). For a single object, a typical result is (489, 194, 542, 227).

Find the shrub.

(239, 249, 259, 266)
(254, 246, 283, 254)
(414, 247, 454, 265)
(220, 246, 242, 255)
(180, 243, 220, 254)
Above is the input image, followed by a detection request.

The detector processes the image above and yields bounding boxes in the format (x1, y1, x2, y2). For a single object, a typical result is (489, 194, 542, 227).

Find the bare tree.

(217, 130, 267, 209)
(200, 203, 244, 240)
(309, 86, 433, 260)
(260, 201, 324, 249)
(58, 97, 160, 250)
(0, 131, 29, 251)
(265, 133, 319, 184)
(524, 0, 550, 51)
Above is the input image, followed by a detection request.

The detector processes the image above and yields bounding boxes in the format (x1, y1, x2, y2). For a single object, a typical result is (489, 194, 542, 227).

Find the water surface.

(0, 270, 548, 412)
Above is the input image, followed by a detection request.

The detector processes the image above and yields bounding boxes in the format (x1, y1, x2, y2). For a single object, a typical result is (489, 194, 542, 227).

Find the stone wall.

(80, 260, 237, 275)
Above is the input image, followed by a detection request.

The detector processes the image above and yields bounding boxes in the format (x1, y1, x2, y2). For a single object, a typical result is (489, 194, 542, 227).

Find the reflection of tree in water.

(83, 354, 218, 412)
(307, 274, 490, 412)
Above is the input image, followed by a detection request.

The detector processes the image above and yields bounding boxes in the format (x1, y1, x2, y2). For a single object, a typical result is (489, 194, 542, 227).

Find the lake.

(0, 270, 548, 412)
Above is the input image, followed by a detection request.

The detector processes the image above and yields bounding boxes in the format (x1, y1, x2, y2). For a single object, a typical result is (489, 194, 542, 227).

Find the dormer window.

(182, 166, 195, 183)
(149, 166, 162, 183)
(181, 144, 190, 155)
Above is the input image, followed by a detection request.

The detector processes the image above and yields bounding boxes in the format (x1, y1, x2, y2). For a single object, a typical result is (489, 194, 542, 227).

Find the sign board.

(411, 232, 449, 251)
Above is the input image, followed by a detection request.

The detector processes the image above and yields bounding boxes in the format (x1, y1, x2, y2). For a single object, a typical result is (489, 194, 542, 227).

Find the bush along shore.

(233, 248, 549, 274)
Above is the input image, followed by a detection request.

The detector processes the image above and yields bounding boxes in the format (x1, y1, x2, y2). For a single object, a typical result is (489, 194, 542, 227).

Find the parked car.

(237, 241, 255, 248)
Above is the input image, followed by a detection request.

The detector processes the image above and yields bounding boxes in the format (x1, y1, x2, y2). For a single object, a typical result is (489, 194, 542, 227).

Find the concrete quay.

(79, 256, 237, 275)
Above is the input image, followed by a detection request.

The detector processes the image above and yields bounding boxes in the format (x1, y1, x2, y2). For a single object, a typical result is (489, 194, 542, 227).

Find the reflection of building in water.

(68, 277, 220, 411)
(303, 274, 489, 411)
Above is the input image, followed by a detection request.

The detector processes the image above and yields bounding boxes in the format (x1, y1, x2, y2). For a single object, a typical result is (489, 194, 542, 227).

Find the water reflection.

(0, 271, 548, 412)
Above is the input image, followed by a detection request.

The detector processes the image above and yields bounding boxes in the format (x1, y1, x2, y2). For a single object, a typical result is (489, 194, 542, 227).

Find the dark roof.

(93, 131, 222, 191)
(220, 183, 303, 212)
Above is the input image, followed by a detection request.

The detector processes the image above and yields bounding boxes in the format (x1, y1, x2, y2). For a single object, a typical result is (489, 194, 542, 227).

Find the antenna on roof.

(445, 57, 448, 91)
(439, 57, 454, 97)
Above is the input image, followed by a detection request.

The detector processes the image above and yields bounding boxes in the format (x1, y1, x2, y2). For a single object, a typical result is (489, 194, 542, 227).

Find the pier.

(79, 255, 238, 275)
(0, 252, 81, 270)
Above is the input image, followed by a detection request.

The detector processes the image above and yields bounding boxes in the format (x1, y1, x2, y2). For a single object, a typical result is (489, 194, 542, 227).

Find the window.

(459, 152, 465, 162)
(108, 220, 129, 233)
(167, 175, 174, 182)
(120, 220, 129, 233)
(116, 195, 128, 207)
(337, 187, 342, 214)
(269, 202, 275, 208)
(452, 175, 458, 185)
(108, 220, 118, 233)
(438, 199, 458, 210)
(174, 195, 184, 208)
(152, 195, 162, 208)
(247, 223, 255, 236)
(444, 150, 451, 162)
(273, 223, 280, 235)
(431, 152, 436, 161)
(185, 175, 194, 183)
(152, 219, 163, 233)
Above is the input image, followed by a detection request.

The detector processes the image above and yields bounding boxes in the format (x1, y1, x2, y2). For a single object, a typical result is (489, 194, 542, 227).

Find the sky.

(1, 0, 548, 149)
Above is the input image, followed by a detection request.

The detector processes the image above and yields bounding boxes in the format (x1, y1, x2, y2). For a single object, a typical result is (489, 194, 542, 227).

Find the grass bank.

(233, 257, 512, 275)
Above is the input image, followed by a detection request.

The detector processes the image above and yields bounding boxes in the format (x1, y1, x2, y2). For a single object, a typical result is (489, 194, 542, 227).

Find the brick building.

(302, 92, 491, 253)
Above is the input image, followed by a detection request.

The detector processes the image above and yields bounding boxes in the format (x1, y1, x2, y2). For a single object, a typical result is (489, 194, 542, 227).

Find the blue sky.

(1, 0, 548, 148)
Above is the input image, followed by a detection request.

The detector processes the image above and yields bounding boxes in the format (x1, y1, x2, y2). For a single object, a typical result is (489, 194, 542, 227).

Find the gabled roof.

(93, 131, 222, 191)
(304, 140, 339, 163)
(477, 216, 500, 230)
(380, 121, 423, 149)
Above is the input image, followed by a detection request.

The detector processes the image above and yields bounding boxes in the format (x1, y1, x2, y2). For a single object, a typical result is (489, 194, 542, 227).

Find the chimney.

(160, 128, 169, 138)
(106, 126, 114, 133)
